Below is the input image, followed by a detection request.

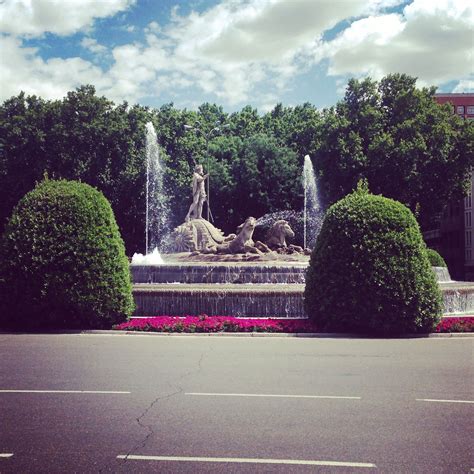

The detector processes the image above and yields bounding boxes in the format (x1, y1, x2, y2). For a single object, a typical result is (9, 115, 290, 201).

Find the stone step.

(133, 283, 304, 318)
(132, 282, 474, 317)
(131, 265, 450, 285)
(131, 263, 307, 284)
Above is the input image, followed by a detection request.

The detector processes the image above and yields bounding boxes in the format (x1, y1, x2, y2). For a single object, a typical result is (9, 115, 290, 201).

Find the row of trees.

(1, 74, 472, 254)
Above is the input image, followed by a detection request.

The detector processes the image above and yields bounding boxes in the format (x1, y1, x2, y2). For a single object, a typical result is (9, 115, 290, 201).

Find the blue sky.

(1, 0, 472, 112)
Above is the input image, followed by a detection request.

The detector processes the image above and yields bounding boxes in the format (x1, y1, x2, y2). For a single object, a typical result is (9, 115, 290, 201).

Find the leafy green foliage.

(304, 186, 443, 335)
(227, 134, 301, 231)
(0, 86, 152, 255)
(426, 248, 447, 268)
(0, 76, 471, 254)
(314, 74, 473, 229)
(0, 179, 134, 329)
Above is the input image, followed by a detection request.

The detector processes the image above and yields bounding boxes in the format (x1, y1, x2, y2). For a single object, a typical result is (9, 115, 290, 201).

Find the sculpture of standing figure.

(185, 164, 208, 221)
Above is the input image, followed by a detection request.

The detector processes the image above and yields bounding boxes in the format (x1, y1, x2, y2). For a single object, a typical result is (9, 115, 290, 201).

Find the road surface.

(0, 333, 472, 473)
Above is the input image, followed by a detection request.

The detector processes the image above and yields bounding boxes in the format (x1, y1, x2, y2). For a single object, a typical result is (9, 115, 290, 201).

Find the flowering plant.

(435, 317, 474, 333)
(114, 315, 317, 333)
(114, 315, 474, 333)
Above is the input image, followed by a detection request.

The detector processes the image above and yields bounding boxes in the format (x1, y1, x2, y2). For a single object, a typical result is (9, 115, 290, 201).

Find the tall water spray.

(145, 122, 168, 253)
(303, 154, 321, 249)
(135, 122, 170, 263)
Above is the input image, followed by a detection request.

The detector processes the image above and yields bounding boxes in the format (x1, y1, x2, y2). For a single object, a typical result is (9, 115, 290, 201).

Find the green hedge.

(425, 248, 447, 268)
(304, 183, 443, 335)
(0, 179, 134, 329)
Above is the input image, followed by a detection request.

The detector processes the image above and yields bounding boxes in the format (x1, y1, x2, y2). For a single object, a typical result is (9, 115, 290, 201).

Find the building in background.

(435, 93, 474, 121)
(425, 93, 474, 280)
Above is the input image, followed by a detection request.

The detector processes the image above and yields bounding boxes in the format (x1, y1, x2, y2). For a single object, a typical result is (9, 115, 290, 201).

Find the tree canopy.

(314, 74, 473, 228)
(0, 75, 472, 254)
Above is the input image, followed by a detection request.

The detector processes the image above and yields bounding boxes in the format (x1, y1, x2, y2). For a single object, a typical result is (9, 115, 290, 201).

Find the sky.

(0, 0, 473, 112)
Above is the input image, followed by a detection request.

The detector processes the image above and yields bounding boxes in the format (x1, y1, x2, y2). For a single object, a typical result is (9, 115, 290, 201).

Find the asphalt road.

(0, 334, 472, 473)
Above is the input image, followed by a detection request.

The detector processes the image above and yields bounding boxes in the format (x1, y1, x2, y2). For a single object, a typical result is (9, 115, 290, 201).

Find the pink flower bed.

(114, 315, 317, 333)
(435, 317, 474, 333)
(114, 315, 474, 333)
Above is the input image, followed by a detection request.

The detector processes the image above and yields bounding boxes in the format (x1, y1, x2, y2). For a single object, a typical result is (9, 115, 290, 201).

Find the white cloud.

(0, 0, 135, 37)
(453, 79, 474, 93)
(145, 21, 161, 34)
(197, 0, 368, 63)
(130, 0, 383, 105)
(0, 0, 471, 108)
(324, 0, 474, 86)
(81, 37, 107, 55)
(364, 0, 408, 14)
(335, 78, 348, 96)
(0, 36, 109, 100)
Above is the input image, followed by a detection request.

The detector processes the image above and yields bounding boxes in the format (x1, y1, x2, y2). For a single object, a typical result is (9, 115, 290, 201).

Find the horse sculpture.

(265, 220, 295, 249)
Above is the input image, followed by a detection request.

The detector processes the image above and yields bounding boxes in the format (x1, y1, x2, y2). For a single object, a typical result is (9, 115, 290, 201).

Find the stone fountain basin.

(131, 261, 308, 285)
(131, 261, 474, 317)
(131, 252, 310, 284)
(133, 283, 304, 318)
(132, 282, 474, 318)
(440, 281, 474, 315)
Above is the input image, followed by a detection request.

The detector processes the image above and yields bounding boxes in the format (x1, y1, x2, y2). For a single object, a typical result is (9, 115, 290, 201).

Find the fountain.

(131, 248, 163, 265)
(130, 141, 474, 317)
(303, 154, 321, 249)
(129, 146, 313, 316)
(131, 198, 311, 316)
(131, 122, 169, 265)
(434, 266, 474, 315)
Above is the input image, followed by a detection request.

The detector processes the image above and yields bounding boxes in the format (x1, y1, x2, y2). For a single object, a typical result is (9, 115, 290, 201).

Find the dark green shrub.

(0, 179, 134, 329)
(425, 248, 447, 268)
(304, 183, 443, 335)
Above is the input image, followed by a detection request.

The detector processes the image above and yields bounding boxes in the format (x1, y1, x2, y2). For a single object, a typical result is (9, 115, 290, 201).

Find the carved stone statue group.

(169, 164, 309, 257)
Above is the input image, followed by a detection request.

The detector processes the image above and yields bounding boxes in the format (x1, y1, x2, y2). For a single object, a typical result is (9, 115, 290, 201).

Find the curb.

(1, 331, 473, 338)
(82, 330, 474, 338)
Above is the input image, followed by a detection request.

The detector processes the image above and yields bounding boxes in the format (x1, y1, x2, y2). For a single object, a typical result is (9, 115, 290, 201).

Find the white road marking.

(117, 454, 375, 468)
(0, 454, 13, 458)
(0, 390, 130, 394)
(186, 392, 361, 400)
(416, 398, 474, 404)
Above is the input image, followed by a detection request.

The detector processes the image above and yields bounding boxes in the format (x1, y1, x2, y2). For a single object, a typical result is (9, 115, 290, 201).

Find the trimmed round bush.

(304, 185, 443, 335)
(0, 179, 134, 329)
(426, 248, 447, 268)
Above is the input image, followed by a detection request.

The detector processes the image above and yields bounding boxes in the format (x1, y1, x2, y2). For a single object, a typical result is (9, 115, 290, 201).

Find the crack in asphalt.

(123, 387, 183, 462)
(114, 345, 210, 469)
(97, 386, 181, 473)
